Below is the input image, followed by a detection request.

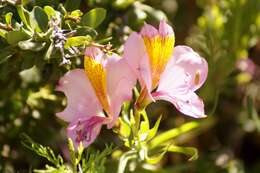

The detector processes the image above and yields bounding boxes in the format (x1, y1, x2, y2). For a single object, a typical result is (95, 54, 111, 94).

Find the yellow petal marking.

(84, 56, 110, 114)
(143, 34, 175, 89)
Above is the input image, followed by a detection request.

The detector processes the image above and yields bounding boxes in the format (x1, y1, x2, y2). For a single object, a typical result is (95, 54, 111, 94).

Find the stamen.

(194, 70, 201, 86)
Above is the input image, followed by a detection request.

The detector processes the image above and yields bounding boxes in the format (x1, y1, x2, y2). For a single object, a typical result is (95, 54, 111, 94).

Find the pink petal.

(160, 46, 208, 92)
(153, 91, 206, 118)
(157, 64, 192, 96)
(154, 46, 208, 118)
(105, 55, 137, 128)
(172, 46, 208, 91)
(67, 116, 108, 148)
(123, 32, 152, 91)
(159, 20, 174, 37)
(56, 69, 102, 122)
(85, 46, 106, 65)
(140, 23, 158, 38)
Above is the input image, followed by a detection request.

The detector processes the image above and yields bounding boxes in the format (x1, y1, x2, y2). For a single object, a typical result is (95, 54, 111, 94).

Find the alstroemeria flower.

(123, 20, 208, 118)
(56, 46, 136, 147)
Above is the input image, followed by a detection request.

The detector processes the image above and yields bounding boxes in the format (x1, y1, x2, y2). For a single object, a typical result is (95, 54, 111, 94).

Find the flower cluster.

(56, 20, 208, 148)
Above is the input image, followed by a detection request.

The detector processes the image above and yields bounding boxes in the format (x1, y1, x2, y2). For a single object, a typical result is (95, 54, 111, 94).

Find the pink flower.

(56, 46, 136, 148)
(123, 20, 208, 118)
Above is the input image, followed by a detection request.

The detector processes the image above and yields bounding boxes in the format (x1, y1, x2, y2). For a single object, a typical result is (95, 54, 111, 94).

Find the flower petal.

(155, 46, 207, 118)
(141, 21, 175, 88)
(159, 20, 174, 37)
(123, 32, 152, 91)
(84, 47, 110, 114)
(152, 91, 206, 118)
(56, 69, 102, 122)
(140, 23, 158, 38)
(170, 46, 208, 91)
(157, 62, 192, 96)
(67, 116, 108, 148)
(106, 55, 137, 128)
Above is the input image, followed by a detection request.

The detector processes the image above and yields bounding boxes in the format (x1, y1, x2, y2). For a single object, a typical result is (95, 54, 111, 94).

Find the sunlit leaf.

(143, 147, 167, 164)
(149, 121, 200, 149)
(81, 8, 106, 28)
(16, 5, 31, 29)
(146, 115, 162, 141)
(71, 10, 83, 17)
(5, 12, 13, 25)
(64, 36, 91, 48)
(44, 6, 58, 19)
(166, 145, 198, 161)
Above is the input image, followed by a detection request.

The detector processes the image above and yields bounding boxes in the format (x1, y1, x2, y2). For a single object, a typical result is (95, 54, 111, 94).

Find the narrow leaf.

(149, 121, 200, 149)
(5, 12, 13, 25)
(166, 145, 198, 161)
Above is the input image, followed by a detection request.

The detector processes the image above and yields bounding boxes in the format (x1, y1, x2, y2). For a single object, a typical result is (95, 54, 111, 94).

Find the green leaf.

(44, 6, 58, 19)
(6, 30, 30, 45)
(146, 115, 162, 141)
(44, 42, 54, 60)
(149, 121, 200, 149)
(71, 10, 83, 17)
(17, 5, 30, 29)
(76, 26, 98, 38)
(166, 145, 198, 161)
(81, 8, 106, 28)
(67, 138, 76, 166)
(138, 111, 151, 142)
(64, 36, 91, 48)
(31, 6, 49, 32)
(141, 146, 167, 164)
(139, 110, 150, 132)
(34, 165, 72, 173)
(5, 12, 13, 25)
(18, 39, 46, 51)
(119, 116, 131, 138)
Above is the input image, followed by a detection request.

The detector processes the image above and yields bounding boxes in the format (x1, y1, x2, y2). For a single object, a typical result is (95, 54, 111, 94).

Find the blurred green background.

(1, 0, 260, 172)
